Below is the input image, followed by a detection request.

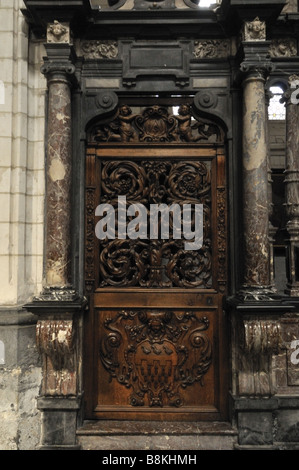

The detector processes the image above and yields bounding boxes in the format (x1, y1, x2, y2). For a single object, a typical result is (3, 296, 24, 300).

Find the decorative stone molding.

(194, 90, 218, 109)
(243, 17, 266, 42)
(269, 38, 297, 58)
(193, 39, 230, 59)
(76, 40, 118, 59)
(243, 319, 282, 355)
(32, 286, 81, 303)
(47, 20, 71, 44)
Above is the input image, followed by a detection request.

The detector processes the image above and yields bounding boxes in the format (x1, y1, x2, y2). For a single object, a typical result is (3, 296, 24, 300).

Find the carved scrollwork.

(97, 159, 212, 288)
(99, 310, 212, 407)
(90, 104, 222, 144)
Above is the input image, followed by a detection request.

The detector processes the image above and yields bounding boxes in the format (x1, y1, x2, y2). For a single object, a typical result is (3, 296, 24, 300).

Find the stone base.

(76, 421, 238, 450)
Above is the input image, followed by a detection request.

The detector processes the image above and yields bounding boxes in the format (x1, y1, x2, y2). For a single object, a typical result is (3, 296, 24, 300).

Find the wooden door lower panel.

(86, 290, 227, 421)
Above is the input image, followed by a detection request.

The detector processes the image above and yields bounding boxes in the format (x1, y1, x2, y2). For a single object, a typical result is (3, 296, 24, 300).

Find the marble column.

(284, 75, 299, 296)
(24, 22, 85, 450)
(238, 18, 273, 298)
(266, 89, 277, 290)
(44, 70, 73, 286)
(41, 23, 76, 289)
(241, 68, 271, 294)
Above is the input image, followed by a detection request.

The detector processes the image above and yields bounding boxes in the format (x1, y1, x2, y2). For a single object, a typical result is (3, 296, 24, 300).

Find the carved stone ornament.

(36, 320, 74, 369)
(32, 286, 81, 302)
(99, 310, 212, 407)
(47, 20, 70, 44)
(243, 17, 266, 42)
(289, 74, 299, 86)
(269, 39, 297, 58)
(76, 40, 118, 59)
(193, 40, 230, 59)
(242, 319, 282, 355)
(36, 319, 77, 396)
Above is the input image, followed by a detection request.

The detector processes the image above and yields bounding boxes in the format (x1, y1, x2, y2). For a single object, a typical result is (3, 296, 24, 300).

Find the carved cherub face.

(178, 104, 190, 116)
(119, 105, 131, 116)
(51, 20, 66, 38)
(251, 19, 263, 32)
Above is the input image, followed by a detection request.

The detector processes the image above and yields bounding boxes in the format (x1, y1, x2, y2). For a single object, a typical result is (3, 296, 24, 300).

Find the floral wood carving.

(90, 104, 222, 144)
(99, 310, 212, 407)
(98, 159, 212, 288)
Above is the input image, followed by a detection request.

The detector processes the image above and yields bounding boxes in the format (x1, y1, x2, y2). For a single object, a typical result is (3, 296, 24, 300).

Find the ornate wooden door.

(84, 99, 228, 420)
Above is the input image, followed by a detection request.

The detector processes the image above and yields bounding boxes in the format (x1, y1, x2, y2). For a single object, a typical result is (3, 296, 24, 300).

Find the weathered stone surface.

(242, 74, 270, 288)
(76, 421, 238, 450)
(238, 412, 273, 445)
(275, 410, 299, 442)
(0, 310, 41, 450)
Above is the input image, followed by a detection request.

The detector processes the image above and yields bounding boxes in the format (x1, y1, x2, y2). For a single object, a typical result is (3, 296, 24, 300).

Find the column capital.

(41, 42, 78, 86)
(240, 41, 274, 81)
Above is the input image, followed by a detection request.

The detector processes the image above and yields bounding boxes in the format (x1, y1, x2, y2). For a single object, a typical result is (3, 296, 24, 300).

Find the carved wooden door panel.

(84, 101, 228, 420)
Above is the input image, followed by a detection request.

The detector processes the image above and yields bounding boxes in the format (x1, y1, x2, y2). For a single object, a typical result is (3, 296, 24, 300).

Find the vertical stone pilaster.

(283, 75, 299, 296)
(23, 22, 86, 450)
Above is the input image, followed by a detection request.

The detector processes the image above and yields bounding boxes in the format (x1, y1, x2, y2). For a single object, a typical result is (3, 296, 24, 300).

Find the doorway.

(83, 97, 228, 421)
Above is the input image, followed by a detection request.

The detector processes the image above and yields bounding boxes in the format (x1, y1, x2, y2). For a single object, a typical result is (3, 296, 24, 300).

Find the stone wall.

(0, 0, 46, 450)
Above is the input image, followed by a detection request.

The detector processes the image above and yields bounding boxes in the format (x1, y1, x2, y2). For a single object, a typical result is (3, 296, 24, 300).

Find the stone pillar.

(241, 69, 271, 292)
(283, 75, 299, 296)
(41, 22, 76, 289)
(265, 89, 277, 290)
(239, 18, 273, 299)
(24, 21, 86, 450)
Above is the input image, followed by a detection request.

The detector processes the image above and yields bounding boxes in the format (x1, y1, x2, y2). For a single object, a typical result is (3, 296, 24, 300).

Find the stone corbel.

(242, 319, 282, 355)
(237, 318, 283, 396)
(36, 318, 78, 396)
